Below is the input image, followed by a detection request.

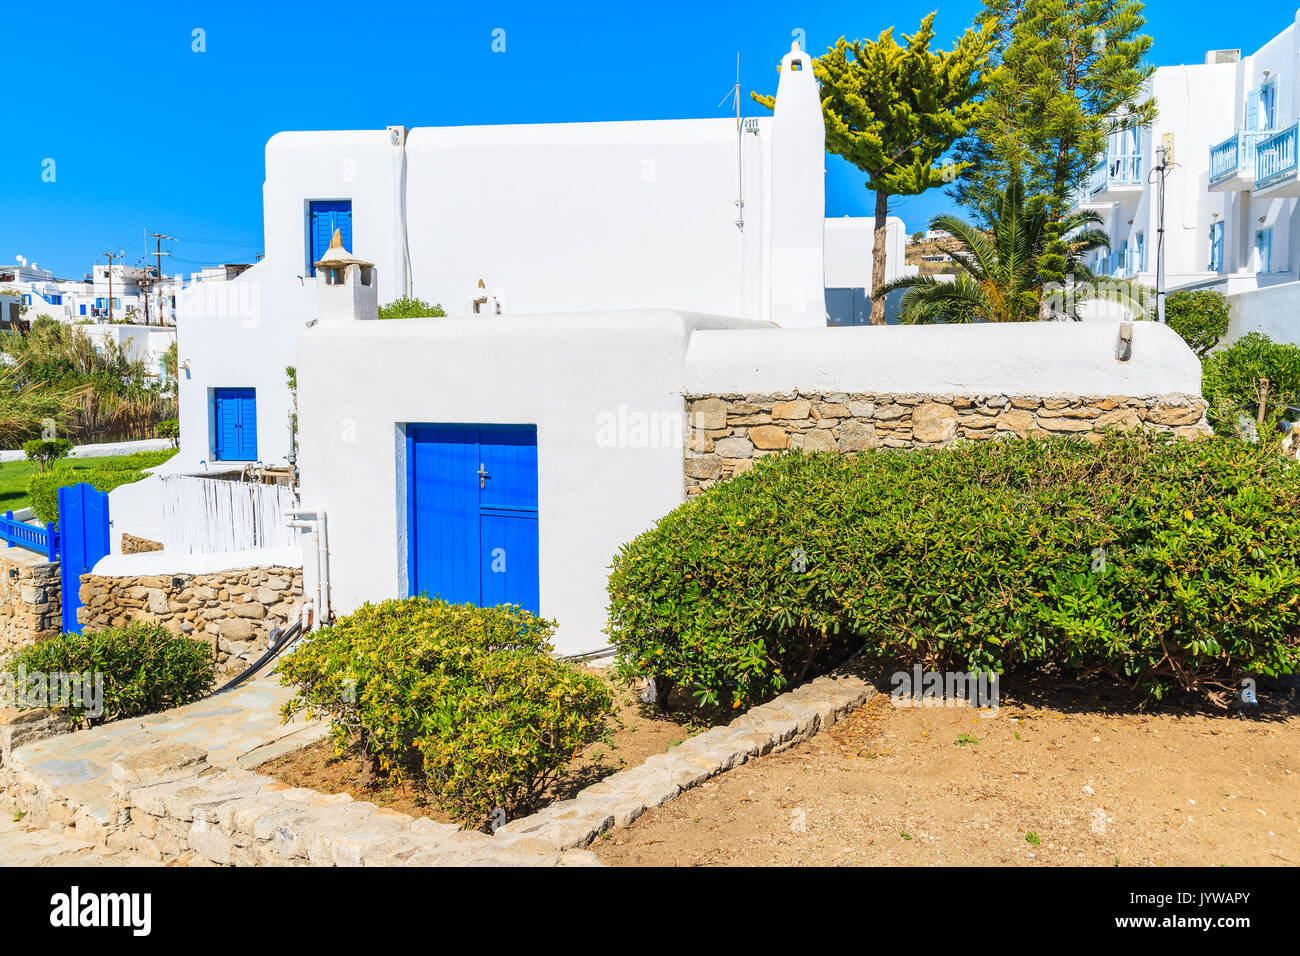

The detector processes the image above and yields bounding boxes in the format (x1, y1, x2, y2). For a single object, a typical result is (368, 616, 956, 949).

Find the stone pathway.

(2, 673, 325, 853)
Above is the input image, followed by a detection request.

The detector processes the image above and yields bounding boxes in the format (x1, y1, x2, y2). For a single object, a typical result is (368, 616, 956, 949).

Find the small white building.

(171, 43, 911, 473)
(823, 216, 918, 324)
(1071, 8, 1300, 342)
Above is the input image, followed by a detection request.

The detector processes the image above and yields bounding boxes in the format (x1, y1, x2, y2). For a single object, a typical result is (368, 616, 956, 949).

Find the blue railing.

(1256, 123, 1298, 191)
(1093, 246, 1143, 278)
(0, 511, 59, 562)
(1210, 129, 1276, 185)
(1081, 152, 1143, 201)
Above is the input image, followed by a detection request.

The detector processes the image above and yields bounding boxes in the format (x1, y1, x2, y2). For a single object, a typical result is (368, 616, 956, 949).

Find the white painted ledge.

(683, 320, 1202, 397)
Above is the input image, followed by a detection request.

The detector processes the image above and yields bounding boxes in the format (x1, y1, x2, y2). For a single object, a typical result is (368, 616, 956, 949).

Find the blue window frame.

(307, 199, 352, 277)
(1256, 228, 1273, 273)
(1209, 222, 1225, 271)
(211, 387, 258, 461)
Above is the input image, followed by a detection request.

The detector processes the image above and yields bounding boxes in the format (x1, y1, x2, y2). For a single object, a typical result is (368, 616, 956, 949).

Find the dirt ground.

(594, 667, 1300, 867)
(259, 671, 703, 823)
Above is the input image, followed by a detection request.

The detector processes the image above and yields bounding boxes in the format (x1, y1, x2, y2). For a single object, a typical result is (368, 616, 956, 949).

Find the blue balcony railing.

(1211, 129, 1278, 185)
(1256, 123, 1298, 191)
(1079, 152, 1143, 203)
(1092, 246, 1144, 279)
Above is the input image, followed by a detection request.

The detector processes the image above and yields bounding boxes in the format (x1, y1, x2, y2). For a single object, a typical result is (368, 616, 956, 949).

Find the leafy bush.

(377, 297, 447, 320)
(157, 418, 179, 447)
(1202, 332, 1300, 437)
(278, 597, 614, 828)
(609, 434, 1300, 709)
(1166, 289, 1230, 355)
(26, 448, 177, 523)
(22, 438, 72, 472)
(7, 623, 214, 724)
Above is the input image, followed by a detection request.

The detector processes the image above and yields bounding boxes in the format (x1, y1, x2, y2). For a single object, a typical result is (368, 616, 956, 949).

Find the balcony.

(1072, 153, 1144, 207)
(1255, 123, 1300, 197)
(1209, 129, 1275, 190)
(1090, 245, 1144, 279)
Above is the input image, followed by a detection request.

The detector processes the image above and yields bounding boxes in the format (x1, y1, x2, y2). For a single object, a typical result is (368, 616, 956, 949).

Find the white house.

(294, 240, 1202, 654)
(823, 216, 918, 324)
(170, 42, 914, 474)
(1072, 9, 1300, 342)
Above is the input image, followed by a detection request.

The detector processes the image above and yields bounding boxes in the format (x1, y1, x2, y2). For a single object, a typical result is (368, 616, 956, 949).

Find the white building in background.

(823, 216, 918, 324)
(1072, 9, 1300, 343)
(0, 257, 190, 325)
(171, 42, 909, 473)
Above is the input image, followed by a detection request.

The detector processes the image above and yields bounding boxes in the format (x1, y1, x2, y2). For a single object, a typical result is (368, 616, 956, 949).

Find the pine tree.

(753, 14, 994, 325)
(952, 0, 1155, 220)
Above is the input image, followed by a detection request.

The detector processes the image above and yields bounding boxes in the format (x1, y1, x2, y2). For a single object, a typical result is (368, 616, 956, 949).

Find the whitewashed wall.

(296, 311, 1201, 656)
(295, 310, 759, 655)
(172, 45, 830, 473)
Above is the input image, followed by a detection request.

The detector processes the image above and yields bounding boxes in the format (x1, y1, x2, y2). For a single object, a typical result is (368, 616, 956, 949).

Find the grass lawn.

(0, 450, 174, 514)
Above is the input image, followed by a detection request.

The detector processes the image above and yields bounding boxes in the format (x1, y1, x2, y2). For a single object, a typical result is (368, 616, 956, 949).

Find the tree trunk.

(870, 190, 890, 325)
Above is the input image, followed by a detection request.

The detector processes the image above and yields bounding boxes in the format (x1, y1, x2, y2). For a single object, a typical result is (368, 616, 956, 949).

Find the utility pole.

(1153, 143, 1169, 324)
(102, 251, 118, 322)
(150, 233, 174, 326)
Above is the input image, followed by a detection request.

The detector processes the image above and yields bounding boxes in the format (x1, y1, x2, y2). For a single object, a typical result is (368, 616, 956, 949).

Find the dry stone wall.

(684, 391, 1211, 494)
(0, 549, 60, 654)
(77, 567, 303, 677)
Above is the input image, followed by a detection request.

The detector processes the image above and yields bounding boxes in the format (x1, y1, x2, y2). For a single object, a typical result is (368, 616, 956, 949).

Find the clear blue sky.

(0, 1, 1289, 278)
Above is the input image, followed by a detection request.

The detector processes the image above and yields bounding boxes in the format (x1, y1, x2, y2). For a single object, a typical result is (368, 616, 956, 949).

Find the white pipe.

(285, 508, 331, 626)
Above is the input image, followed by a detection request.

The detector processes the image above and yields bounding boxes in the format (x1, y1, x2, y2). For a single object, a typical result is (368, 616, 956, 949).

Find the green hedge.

(608, 433, 1300, 709)
(26, 448, 177, 524)
(7, 623, 214, 724)
(278, 597, 614, 828)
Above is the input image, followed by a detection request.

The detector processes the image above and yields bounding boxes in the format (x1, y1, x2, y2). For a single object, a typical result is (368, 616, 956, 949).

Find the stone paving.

(0, 665, 874, 867)
(0, 674, 326, 856)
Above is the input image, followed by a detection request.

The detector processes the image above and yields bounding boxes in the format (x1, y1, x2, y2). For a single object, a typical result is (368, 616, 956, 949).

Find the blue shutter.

(213, 388, 258, 460)
(1245, 91, 1260, 131)
(308, 200, 353, 276)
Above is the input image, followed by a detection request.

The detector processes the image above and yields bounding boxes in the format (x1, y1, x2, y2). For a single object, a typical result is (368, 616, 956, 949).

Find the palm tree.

(879, 174, 1127, 323)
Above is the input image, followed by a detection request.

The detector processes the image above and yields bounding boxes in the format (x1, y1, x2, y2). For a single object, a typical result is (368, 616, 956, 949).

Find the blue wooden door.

(59, 484, 110, 635)
(308, 200, 353, 276)
(213, 387, 257, 460)
(408, 425, 539, 614)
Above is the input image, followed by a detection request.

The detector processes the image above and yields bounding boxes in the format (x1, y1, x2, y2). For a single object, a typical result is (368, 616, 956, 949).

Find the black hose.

(211, 618, 305, 696)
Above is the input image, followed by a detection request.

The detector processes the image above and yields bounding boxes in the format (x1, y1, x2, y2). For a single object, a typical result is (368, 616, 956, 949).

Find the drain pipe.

(284, 508, 331, 627)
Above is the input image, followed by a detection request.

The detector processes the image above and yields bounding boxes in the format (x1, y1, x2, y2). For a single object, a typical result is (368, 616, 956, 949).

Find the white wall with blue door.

(294, 309, 759, 656)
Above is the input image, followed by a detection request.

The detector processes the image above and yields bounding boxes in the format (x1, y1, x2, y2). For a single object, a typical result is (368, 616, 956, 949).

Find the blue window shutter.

(1245, 91, 1260, 131)
(308, 200, 353, 276)
(213, 388, 258, 460)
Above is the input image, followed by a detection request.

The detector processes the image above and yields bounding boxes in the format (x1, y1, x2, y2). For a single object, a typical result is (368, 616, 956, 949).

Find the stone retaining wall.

(0, 549, 60, 654)
(77, 567, 303, 677)
(684, 391, 1211, 494)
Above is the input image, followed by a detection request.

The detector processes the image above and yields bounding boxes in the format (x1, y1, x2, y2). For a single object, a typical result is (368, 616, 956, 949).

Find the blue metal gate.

(59, 484, 111, 635)
(406, 424, 539, 614)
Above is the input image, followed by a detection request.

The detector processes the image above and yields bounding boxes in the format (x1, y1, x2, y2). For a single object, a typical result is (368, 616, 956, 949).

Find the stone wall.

(120, 533, 163, 555)
(0, 549, 61, 655)
(77, 567, 303, 677)
(684, 391, 1211, 494)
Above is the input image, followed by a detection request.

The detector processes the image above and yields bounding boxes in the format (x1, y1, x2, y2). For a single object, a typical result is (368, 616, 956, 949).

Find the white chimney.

(313, 229, 378, 323)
